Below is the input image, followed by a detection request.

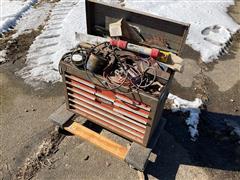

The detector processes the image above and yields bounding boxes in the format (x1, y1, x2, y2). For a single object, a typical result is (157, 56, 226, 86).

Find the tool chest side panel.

(150, 71, 174, 139)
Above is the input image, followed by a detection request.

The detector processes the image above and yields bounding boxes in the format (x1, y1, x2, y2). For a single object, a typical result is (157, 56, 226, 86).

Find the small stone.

(25, 109, 29, 112)
(230, 99, 235, 102)
(106, 161, 111, 167)
(83, 155, 89, 161)
(235, 109, 239, 112)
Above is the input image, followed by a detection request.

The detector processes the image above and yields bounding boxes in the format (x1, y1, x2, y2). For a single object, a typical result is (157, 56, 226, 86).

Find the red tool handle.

(110, 39, 160, 59)
(110, 39, 128, 49)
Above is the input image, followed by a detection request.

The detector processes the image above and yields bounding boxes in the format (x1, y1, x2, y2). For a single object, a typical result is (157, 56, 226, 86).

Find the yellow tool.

(158, 50, 171, 63)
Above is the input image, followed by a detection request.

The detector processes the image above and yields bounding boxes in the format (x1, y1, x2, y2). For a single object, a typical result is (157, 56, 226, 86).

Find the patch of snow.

(16, 0, 81, 87)
(123, 0, 240, 62)
(0, 0, 38, 34)
(51, 0, 87, 71)
(168, 93, 203, 141)
(13, 3, 52, 38)
(0, 50, 7, 63)
(51, 2, 107, 71)
(17, 0, 105, 87)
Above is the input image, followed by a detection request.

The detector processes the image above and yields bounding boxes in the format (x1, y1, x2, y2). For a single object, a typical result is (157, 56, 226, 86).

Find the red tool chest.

(59, 0, 189, 147)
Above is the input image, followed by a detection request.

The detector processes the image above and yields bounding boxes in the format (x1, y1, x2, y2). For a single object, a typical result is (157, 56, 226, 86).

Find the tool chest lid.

(85, 0, 190, 55)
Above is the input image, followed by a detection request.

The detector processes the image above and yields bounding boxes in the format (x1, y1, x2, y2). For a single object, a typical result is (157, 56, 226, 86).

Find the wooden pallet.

(49, 104, 166, 171)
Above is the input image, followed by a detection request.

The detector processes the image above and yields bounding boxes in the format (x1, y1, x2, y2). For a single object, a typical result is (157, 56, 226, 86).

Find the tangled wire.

(61, 41, 158, 93)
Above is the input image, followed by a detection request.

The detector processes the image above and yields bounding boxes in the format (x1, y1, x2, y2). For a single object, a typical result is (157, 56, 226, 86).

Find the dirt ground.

(0, 1, 240, 180)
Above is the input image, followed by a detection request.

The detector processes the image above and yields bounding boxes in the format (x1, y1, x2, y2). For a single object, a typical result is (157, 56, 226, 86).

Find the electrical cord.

(137, 66, 157, 88)
(82, 42, 131, 93)
(69, 41, 158, 94)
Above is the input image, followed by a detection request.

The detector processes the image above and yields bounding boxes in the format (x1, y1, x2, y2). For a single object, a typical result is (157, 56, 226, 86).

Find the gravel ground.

(0, 0, 239, 180)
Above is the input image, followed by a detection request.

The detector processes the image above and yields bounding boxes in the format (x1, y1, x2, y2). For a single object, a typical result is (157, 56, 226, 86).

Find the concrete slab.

(0, 68, 64, 179)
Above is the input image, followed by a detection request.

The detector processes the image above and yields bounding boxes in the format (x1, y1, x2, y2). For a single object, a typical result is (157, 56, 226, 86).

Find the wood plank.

(64, 121, 128, 160)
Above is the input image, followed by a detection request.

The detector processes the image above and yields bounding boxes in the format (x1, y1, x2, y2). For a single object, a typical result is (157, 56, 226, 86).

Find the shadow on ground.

(145, 110, 240, 180)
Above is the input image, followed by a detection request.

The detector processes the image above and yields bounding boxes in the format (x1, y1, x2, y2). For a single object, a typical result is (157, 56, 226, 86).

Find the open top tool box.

(59, 0, 189, 147)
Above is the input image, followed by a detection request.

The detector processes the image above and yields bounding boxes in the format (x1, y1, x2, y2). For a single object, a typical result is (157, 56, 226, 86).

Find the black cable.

(137, 66, 157, 88)
(82, 42, 130, 92)
(76, 41, 158, 94)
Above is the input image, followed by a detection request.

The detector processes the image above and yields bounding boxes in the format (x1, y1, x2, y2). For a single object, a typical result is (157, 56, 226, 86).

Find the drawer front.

(64, 73, 152, 144)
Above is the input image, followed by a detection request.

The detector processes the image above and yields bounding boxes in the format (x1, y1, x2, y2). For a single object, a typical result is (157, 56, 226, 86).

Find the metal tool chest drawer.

(60, 61, 173, 146)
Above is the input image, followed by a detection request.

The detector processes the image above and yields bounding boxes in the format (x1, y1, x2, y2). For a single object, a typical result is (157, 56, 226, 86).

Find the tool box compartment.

(59, 0, 190, 147)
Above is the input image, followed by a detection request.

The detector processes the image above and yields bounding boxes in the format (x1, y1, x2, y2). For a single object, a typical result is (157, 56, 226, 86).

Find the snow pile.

(13, 3, 52, 38)
(17, 0, 81, 86)
(50, 0, 87, 72)
(168, 93, 203, 141)
(123, 0, 240, 62)
(0, 0, 38, 34)
(17, 0, 105, 87)
(51, 2, 106, 71)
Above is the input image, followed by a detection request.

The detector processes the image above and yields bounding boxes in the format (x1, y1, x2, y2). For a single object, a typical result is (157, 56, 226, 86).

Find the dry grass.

(16, 128, 64, 180)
